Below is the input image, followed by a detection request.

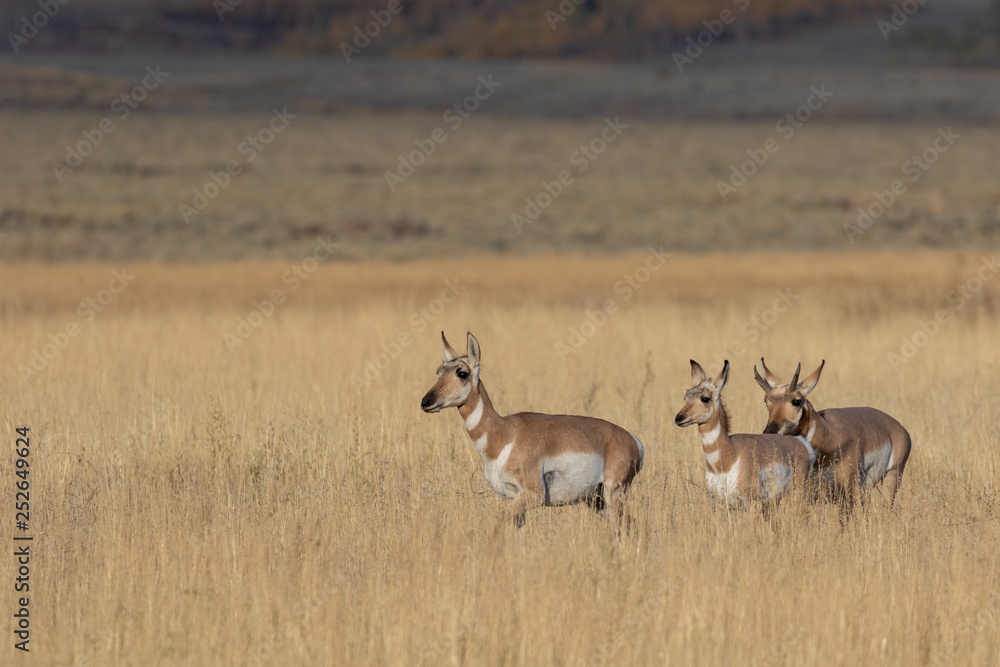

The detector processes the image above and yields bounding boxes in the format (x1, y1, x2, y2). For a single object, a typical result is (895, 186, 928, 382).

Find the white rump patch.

(464, 397, 483, 431)
(705, 457, 743, 507)
(860, 441, 893, 489)
(759, 462, 793, 503)
(540, 452, 605, 505)
(484, 441, 520, 500)
(700, 423, 721, 446)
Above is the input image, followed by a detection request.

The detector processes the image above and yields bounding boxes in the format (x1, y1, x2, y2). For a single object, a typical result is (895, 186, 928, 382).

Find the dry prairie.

(1, 252, 999, 665)
(2, 110, 1000, 262)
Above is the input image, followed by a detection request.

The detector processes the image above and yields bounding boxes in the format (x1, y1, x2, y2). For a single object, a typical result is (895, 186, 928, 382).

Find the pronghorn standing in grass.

(674, 360, 814, 509)
(420, 332, 644, 531)
(754, 359, 912, 507)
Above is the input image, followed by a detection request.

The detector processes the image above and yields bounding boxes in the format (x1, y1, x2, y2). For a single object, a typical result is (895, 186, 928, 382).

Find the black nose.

(420, 394, 434, 409)
(674, 413, 685, 424)
(763, 423, 779, 434)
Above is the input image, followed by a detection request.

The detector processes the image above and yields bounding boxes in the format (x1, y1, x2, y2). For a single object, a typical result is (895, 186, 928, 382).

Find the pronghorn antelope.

(420, 332, 644, 530)
(754, 359, 912, 507)
(674, 360, 814, 509)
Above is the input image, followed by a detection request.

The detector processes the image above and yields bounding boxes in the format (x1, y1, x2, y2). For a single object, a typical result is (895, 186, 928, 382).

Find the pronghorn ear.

(798, 360, 825, 395)
(754, 362, 773, 393)
(759, 357, 783, 386)
(441, 331, 459, 362)
(713, 360, 730, 392)
(466, 332, 481, 368)
(690, 360, 707, 385)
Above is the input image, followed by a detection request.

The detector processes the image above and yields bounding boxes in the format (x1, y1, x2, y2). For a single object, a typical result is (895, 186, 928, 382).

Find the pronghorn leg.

(881, 466, 903, 508)
(601, 481, 631, 535)
(497, 491, 542, 531)
(883, 440, 911, 508)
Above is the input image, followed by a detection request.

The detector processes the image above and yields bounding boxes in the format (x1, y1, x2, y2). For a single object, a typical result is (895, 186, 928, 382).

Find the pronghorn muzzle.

(420, 391, 439, 413)
(763, 422, 780, 435)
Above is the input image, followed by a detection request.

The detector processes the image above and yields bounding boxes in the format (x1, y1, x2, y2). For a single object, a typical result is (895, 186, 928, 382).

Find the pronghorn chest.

(482, 442, 521, 500)
(705, 458, 743, 506)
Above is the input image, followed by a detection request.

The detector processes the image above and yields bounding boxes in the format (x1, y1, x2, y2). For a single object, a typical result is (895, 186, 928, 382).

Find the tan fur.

(421, 332, 644, 531)
(756, 359, 913, 507)
(675, 360, 812, 508)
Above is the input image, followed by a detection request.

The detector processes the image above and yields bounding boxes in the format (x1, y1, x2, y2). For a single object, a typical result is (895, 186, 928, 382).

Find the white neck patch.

(473, 433, 488, 457)
(701, 423, 721, 446)
(805, 419, 816, 443)
(465, 396, 484, 431)
(704, 447, 721, 467)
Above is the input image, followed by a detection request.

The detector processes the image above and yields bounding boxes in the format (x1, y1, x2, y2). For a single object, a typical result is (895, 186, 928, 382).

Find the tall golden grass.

(1, 251, 999, 665)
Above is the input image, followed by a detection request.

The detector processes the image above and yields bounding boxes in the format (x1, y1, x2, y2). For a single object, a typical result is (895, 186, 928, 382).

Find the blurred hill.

(4, 0, 994, 59)
(3, 0, 1000, 124)
(3, 1, 1000, 261)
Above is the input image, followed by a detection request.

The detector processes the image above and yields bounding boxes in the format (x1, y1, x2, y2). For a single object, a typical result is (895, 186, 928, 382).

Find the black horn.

(788, 363, 801, 392)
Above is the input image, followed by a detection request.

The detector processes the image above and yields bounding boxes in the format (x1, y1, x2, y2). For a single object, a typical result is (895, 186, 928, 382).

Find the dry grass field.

(2, 252, 999, 665)
(3, 110, 1000, 261)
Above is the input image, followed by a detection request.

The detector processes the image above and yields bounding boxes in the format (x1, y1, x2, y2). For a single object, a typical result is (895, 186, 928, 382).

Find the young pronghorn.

(754, 359, 912, 507)
(420, 332, 644, 531)
(674, 360, 814, 509)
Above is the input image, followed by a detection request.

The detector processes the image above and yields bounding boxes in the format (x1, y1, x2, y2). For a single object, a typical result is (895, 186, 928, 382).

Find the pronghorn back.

(816, 406, 911, 489)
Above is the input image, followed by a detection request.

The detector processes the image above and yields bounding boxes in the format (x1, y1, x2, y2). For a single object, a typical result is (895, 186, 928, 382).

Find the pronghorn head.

(755, 358, 825, 435)
(420, 331, 481, 413)
(674, 359, 730, 430)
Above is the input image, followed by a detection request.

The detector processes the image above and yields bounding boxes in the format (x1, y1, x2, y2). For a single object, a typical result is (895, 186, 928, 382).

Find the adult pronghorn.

(674, 360, 814, 509)
(754, 359, 912, 507)
(420, 332, 644, 531)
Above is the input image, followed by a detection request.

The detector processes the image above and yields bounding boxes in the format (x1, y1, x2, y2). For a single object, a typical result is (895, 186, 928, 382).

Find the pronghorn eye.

(791, 399, 802, 407)
(700, 396, 711, 404)
(456, 370, 470, 380)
